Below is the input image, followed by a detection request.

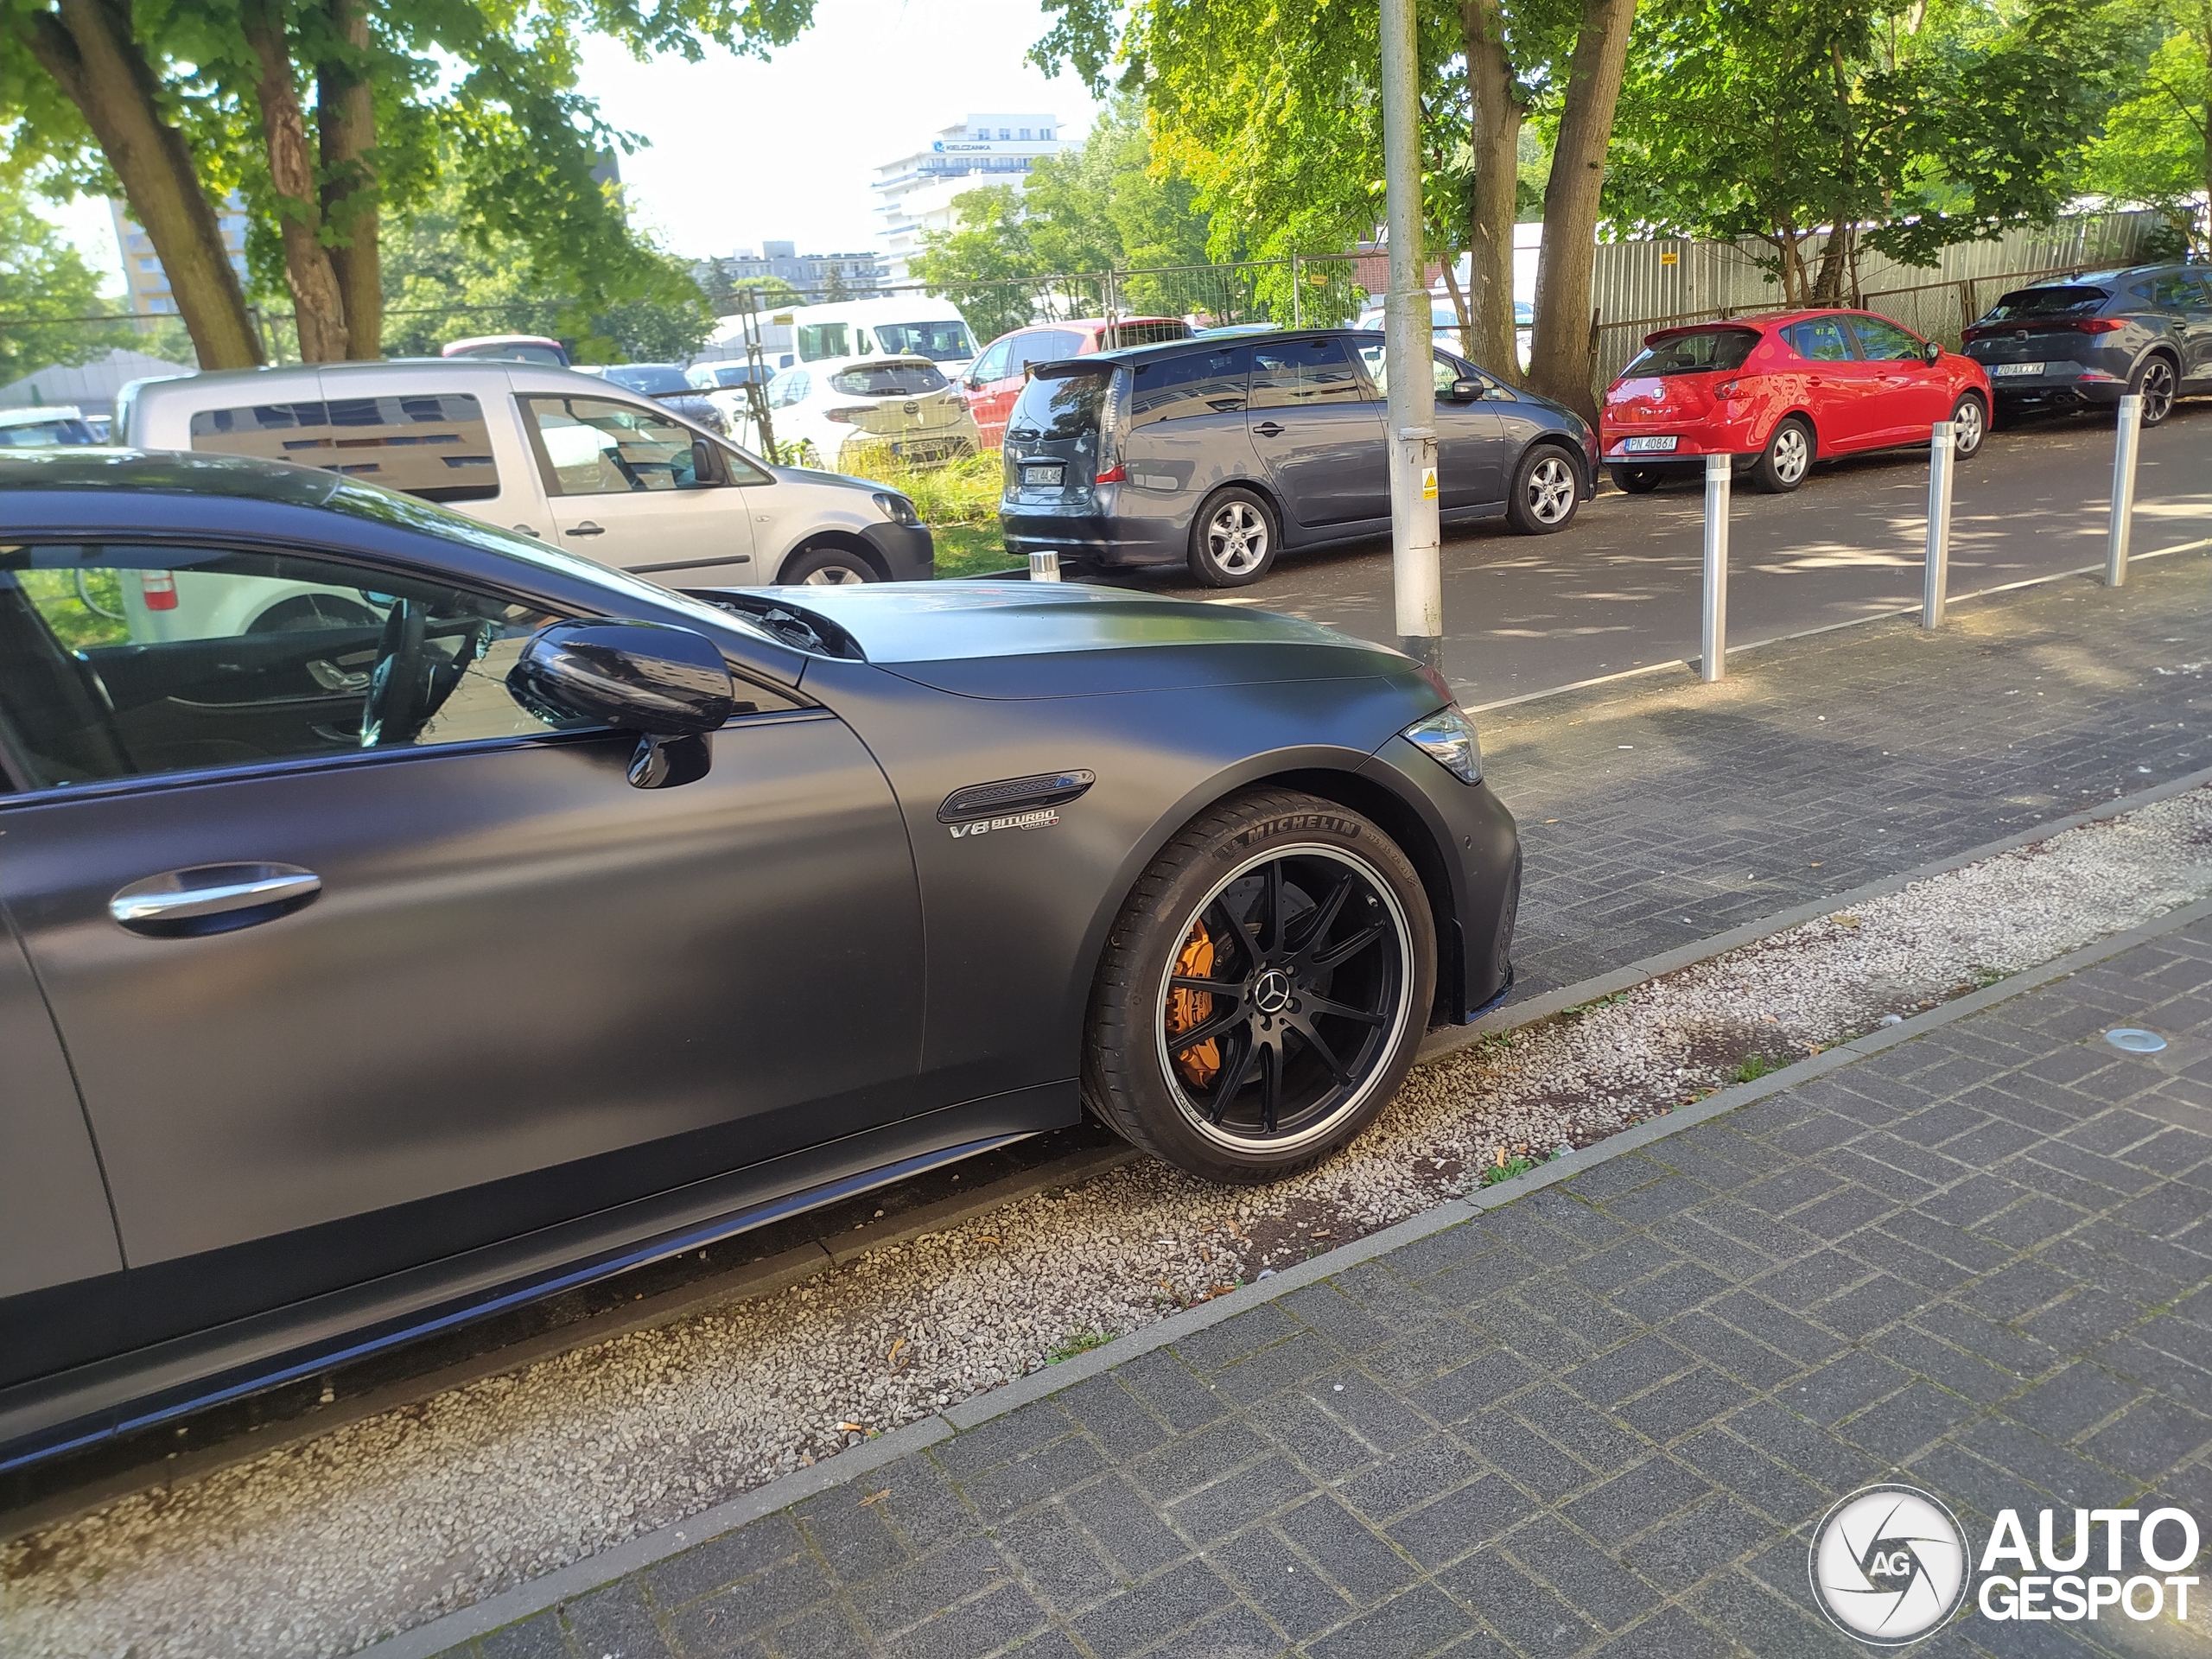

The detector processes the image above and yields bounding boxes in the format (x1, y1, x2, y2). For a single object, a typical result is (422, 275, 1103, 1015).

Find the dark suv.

(998, 330, 1599, 586)
(1962, 263, 2212, 427)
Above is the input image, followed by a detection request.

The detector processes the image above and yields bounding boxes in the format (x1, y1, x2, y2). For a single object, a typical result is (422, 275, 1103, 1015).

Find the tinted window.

(1249, 338, 1368, 408)
(873, 320, 976, 361)
(1128, 346, 1250, 427)
(1983, 285, 2107, 321)
(0, 542, 589, 789)
(1780, 320, 1853, 363)
(2139, 270, 2207, 308)
(1007, 367, 1109, 440)
(1848, 316, 1923, 361)
(521, 397, 705, 496)
(828, 363, 951, 397)
(1626, 327, 1761, 374)
(601, 365, 691, 395)
(189, 394, 500, 502)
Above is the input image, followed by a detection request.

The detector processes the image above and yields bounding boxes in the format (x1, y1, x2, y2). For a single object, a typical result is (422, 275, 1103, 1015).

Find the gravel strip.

(10, 787, 2212, 1659)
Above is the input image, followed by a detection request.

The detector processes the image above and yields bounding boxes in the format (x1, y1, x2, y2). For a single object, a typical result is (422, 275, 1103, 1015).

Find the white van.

(709, 296, 980, 377)
(118, 359, 933, 589)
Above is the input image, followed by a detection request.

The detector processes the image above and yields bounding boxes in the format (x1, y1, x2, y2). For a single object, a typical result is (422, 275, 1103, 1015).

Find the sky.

(43, 0, 1103, 290)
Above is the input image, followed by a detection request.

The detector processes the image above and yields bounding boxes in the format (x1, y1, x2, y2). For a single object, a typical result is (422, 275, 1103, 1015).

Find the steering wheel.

(360, 599, 428, 747)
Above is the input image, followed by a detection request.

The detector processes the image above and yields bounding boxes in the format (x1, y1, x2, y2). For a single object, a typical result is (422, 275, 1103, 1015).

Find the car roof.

(0, 447, 347, 505)
(1035, 327, 1386, 374)
(1640, 308, 1925, 343)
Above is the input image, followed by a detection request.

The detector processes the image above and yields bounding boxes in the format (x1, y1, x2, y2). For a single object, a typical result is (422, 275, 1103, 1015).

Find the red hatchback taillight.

(141, 569, 177, 611)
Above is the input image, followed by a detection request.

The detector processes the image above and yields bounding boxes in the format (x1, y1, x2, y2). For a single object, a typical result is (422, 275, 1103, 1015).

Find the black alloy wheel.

(2132, 356, 2177, 428)
(1609, 464, 1664, 493)
(1085, 789, 1434, 1182)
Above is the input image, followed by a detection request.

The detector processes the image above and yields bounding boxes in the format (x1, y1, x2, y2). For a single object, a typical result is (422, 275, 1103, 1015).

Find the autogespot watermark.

(1808, 1484, 2202, 1646)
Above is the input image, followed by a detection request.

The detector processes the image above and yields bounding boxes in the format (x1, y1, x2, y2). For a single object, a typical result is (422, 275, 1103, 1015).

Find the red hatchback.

(963, 316, 1192, 448)
(1599, 309, 1993, 494)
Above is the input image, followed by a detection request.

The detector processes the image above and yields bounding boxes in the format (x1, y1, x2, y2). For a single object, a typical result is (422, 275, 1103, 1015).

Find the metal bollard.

(2106, 393, 2142, 588)
(1028, 549, 1061, 583)
(1922, 420, 1955, 631)
(1701, 452, 1730, 683)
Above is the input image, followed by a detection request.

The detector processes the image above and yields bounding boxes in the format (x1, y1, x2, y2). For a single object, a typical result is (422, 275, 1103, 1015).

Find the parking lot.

(1125, 403, 2212, 707)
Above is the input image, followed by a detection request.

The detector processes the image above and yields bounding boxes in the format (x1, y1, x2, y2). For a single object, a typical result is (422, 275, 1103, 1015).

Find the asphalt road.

(1113, 401, 2212, 707)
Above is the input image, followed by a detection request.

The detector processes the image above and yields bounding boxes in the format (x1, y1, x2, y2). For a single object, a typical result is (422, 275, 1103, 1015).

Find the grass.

(1046, 1326, 1118, 1364)
(1731, 1052, 1785, 1085)
(1478, 1155, 1539, 1187)
(840, 451, 1018, 578)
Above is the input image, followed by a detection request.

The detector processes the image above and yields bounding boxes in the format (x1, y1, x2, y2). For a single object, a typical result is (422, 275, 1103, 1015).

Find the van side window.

(1128, 347, 1252, 427)
(1249, 339, 1366, 409)
(188, 395, 500, 503)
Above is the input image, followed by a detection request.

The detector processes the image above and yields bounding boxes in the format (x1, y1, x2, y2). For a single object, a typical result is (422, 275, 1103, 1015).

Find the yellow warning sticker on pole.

(1421, 466, 1438, 500)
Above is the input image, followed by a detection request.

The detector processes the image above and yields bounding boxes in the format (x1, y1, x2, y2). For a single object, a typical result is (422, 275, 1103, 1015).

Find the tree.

(0, 178, 137, 383)
(2, 1, 818, 366)
(911, 185, 1040, 340)
(2078, 7, 2210, 251)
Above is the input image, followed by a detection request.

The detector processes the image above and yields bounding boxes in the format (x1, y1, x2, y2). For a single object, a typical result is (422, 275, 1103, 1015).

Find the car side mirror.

(508, 620, 736, 789)
(1450, 378, 1484, 403)
(1923, 340, 1943, 365)
(689, 437, 726, 487)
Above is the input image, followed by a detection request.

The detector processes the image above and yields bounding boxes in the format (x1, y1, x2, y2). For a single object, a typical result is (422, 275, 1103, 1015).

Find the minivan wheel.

(1609, 464, 1664, 493)
(1506, 447, 1582, 533)
(1949, 394, 1987, 459)
(1189, 487, 1279, 587)
(1750, 417, 1814, 493)
(1084, 788, 1435, 1184)
(2131, 356, 2177, 427)
(779, 544, 880, 585)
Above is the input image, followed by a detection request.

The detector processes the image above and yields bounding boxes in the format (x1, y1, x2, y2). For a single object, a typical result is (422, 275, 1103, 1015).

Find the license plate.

(1622, 435, 1678, 454)
(1992, 362, 2044, 378)
(1021, 463, 1065, 487)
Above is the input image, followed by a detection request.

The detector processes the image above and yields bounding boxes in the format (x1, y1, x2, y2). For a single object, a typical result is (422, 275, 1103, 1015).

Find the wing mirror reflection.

(508, 620, 735, 789)
(1923, 340, 1944, 365)
(1450, 378, 1485, 403)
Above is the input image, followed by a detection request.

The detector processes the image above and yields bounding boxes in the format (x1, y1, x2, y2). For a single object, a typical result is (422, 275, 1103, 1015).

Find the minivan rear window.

(829, 363, 950, 397)
(188, 395, 499, 502)
(1982, 285, 2107, 321)
(1623, 327, 1758, 377)
(1008, 367, 1110, 441)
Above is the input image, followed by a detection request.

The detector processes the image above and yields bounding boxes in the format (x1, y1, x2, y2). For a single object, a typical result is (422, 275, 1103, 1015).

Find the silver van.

(119, 359, 931, 587)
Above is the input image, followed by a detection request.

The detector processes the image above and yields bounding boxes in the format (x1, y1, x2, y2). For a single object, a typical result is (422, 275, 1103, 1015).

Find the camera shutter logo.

(1809, 1484, 1970, 1644)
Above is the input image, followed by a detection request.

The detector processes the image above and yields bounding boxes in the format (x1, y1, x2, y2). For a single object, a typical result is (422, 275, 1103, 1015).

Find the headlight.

(1402, 705, 1483, 784)
(872, 492, 920, 526)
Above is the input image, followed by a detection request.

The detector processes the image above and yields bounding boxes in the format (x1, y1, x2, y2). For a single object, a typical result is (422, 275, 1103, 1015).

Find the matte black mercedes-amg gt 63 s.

(0, 452, 1518, 1471)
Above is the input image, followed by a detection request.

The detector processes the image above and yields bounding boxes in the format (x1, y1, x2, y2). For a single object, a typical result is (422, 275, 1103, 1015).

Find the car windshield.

(873, 321, 977, 361)
(828, 362, 950, 397)
(1622, 327, 1758, 376)
(1980, 285, 2109, 321)
(601, 365, 691, 395)
(1008, 367, 1109, 441)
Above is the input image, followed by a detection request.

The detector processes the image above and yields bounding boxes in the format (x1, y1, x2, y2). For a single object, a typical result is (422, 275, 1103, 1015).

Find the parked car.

(1962, 263, 2212, 427)
(0, 406, 101, 447)
(963, 318, 1193, 448)
(687, 363, 767, 391)
(578, 363, 731, 439)
(441, 334, 569, 368)
(707, 296, 981, 377)
(1000, 329, 1598, 587)
(1599, 309, 1993, 494)
(120, 359, 928, 587)
(761, 353, 982, 473)
(1357, 296, 1534, 367)
(0, 448, 1520, 1471)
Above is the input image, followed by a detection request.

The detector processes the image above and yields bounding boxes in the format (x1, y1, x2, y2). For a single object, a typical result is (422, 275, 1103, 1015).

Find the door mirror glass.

(509, 620, 734, 787)
(1450, 378, 1485, 403)
(1923, 340, 1944, 365)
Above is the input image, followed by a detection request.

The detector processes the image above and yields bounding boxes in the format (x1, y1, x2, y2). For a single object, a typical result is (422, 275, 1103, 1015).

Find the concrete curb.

(359, 806, 2212, 1658)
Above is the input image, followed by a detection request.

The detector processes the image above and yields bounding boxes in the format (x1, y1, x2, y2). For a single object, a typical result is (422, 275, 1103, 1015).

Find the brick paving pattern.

(1485, 550, 2212, 996)
(444, 910, 2212, 1656)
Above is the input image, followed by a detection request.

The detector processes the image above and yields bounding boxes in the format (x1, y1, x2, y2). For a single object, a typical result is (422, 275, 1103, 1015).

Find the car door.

(1847, 315, 1950, 442)
(965, 338, 1015, 445)
(2169, 271, 2212, 383)
(1779, 315, 1882, 451)
(1117, 344, 1259, 533)
(0, 538, 923, 1294)
(1247, 337, 1390, 526)
(518, 392, 758, 582)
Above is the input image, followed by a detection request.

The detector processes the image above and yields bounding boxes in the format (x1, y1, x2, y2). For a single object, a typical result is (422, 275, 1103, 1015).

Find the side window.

(1352, 346, 1475, 398)
(1127, 346, 1252, 427)
(2147, 270, 2203, 308)
(767, 370, 810, 409)
(0, 543, 595, 790)
(1783, 319, 1853, 362)
(1249, 338, 1366, 409)
(970, 340, 1013, 383)
(520, 397, 703, 496)
(188, 394, 500, 503)
(1848, 316, 1924, 361)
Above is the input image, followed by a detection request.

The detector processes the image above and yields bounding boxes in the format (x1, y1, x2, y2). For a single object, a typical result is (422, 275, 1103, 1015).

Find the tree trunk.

(316, 0, 380, 358)
(1460, 0, 1528, 382)
(242, 0, 348, 361)
(23, 1, 263, 369)
(1810, 227, 1850, 303)
(1529, 0, 1638, 416)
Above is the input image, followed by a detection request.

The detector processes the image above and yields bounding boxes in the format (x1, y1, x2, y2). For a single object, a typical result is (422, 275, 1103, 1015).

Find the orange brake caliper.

(1166, 920, 1222, 1089)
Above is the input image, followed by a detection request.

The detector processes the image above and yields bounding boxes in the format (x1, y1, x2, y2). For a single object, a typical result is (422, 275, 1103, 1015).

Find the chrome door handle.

(110, 863, 321, 935)
(1253, 421, 1285, 437)
(564, 521, 607, 537)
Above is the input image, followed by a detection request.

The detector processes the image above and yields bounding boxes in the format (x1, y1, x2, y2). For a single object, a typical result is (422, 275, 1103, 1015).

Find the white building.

(110, 195, 250, 319)
(872, 114, 1071, 283)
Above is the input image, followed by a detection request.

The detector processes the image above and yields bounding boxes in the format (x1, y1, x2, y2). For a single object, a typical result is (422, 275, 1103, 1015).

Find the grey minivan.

(998, 330, 1600, 587)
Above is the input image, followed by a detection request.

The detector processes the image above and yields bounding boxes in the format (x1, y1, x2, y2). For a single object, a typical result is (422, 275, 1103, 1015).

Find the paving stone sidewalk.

(1485, 547, 2212, 997)
(445, 908, 2212, 1656)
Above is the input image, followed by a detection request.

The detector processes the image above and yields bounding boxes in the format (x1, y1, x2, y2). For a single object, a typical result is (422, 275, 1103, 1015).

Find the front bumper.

(861, 521, 935, 581)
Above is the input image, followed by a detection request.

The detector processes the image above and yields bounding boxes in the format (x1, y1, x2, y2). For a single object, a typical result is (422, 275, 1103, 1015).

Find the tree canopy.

(0, 179, 137, 384)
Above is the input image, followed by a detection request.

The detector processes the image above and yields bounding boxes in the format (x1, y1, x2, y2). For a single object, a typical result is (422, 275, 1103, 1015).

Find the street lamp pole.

(1381, 0, 1443, 673)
